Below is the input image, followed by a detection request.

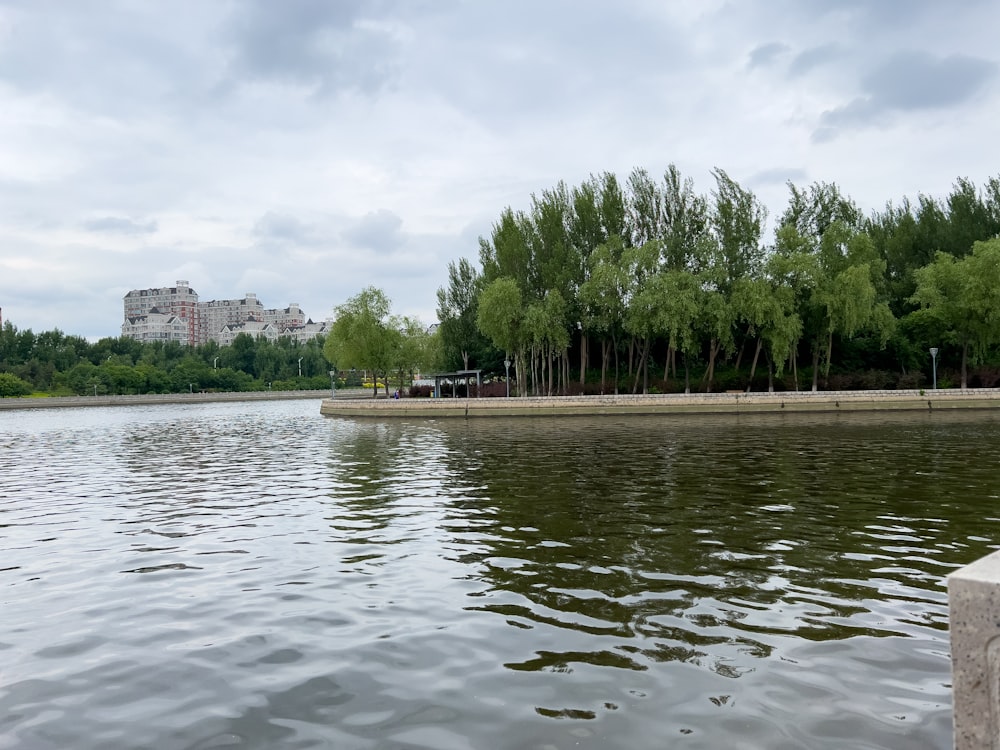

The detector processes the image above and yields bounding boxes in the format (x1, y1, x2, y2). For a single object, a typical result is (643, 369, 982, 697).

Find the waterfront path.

(321, 388, 1000, 418)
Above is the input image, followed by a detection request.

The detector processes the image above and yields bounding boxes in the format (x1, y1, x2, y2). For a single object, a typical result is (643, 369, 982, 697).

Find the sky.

(1, 0, 998, 340)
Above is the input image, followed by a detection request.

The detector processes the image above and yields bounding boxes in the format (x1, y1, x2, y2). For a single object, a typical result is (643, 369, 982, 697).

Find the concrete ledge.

(0, 390, 332, 411)
(320, 389, 1000, 418)
(949, 551, 1000, 750)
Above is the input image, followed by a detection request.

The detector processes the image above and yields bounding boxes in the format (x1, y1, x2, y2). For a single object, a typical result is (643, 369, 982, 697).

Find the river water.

(2, 399, 998, 749)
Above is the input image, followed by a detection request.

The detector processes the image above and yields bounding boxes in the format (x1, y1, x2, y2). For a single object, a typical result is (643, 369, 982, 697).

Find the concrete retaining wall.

(320, 388, 1000, 418)
(949, 551, 1000, 749)
(0, 390, 332, 411)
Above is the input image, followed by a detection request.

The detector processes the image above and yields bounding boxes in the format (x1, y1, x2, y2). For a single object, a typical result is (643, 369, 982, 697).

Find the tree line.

(0, 324, 333, 397)
(5, 167, 1000, 399)
(434, 167, 1000, 394)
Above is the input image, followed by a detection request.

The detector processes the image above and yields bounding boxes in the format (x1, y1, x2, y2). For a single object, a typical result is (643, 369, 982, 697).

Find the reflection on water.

(1, 402, 998, 749)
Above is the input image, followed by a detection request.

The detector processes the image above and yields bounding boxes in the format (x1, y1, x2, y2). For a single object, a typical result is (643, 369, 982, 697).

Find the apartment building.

(120, 310, 189, 343)
(121, 281, 319, 346)
(122, 280, 199, 343)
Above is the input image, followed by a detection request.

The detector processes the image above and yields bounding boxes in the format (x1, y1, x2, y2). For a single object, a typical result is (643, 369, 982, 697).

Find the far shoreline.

(0, 389, 338, 411)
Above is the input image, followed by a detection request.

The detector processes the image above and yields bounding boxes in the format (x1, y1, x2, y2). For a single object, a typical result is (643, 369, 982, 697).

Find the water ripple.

(1, 404, 997, 748)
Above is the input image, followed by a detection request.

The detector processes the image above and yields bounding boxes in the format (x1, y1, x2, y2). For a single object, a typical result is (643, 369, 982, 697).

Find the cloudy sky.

(1, 0, 997, 340)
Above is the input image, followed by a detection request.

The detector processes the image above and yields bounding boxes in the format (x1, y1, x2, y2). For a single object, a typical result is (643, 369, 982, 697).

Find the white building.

(122, 280, 199, 344)
(281, 319, 331, 343)
(120, 309, 189, 344)
(122, 282, 319, 346)
(215, 320, 278, 347)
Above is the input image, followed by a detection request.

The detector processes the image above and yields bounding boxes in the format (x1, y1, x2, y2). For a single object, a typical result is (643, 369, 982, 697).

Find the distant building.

(215, 320, 278, 347)
(281, 319, 331, 344)
(122, 280, 199, 344)
(121, 281, 322, 346)
(120, 309, 189, 343)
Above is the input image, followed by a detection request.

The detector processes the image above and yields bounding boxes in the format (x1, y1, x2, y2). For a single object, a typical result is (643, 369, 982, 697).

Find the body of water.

(2, 400, 998, 749)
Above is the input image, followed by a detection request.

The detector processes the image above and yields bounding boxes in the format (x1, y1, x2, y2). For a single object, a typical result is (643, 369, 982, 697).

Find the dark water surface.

(2, 400, 999, 749)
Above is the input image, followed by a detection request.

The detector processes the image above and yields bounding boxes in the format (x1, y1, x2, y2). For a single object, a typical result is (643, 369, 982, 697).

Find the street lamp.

(930, 347, 939, 390)
(189, 383, 194, 393)
(329, 369, 337, 399)
(504, 358, 511, 398)
(298, 357, 303, 378)
(213, 357, 219, 370)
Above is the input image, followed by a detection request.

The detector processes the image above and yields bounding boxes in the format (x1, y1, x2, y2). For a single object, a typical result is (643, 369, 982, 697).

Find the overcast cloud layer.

(1, 0, 997, 339)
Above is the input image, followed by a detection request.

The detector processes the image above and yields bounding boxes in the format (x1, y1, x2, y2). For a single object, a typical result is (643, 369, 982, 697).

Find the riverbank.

(0, 389, 342, 411)
(320, 388, 1000, 418)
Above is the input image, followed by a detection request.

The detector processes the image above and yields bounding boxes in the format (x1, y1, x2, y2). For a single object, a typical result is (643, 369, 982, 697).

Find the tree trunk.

(961, 341, 968, 389)
(703, 339, 719, 393)
(643, 341, 650, 394)
(461, 350, 470, 370)
(791, 349, 799, 392)
(823, 330, 834, 388)
(746, 337, 762, 393)
(734, 339, 745, 371)
(612, 334, 620, 395)
(547, 346, 554, 396)
(600, 339, 608, 394)
(811, 344, 820, 392)
(532, 346, 539, 396)
(632, 338, 650, 394)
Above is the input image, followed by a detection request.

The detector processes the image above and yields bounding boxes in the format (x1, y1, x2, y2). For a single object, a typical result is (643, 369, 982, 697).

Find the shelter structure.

(428, 370, 483, 399)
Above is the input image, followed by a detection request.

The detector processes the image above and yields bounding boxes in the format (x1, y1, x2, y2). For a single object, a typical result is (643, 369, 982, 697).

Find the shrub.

(896, 372, 926, 390)
(0, 372, 32, 398)
(855, 370, 894, 390)
(970, 366, 1000, 388)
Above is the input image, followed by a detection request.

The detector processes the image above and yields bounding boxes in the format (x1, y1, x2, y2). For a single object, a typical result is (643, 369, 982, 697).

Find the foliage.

(0, 372, 33, 397)
(0, 320, 331, 395)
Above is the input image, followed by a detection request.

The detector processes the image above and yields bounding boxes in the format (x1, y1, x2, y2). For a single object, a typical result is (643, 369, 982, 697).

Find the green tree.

(391, 316, 434, 393)
(0, 372, 32, 397)
(910, 239, 1000, 388)
(325, 287, 400, 397)
(477, 277, 526, 395)
(579, 238, 628, 393)
(436, 258, 491, 371)
(701, 169, 767, 391)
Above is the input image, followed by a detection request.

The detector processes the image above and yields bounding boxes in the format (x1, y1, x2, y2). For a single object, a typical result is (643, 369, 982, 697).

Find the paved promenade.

(320, 388, 1000, 418)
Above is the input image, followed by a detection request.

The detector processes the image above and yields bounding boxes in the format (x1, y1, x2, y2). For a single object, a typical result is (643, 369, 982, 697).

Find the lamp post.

(298, 357, 303, 378)
(504, 358, 511, 398)
(930, 347, 939, 390)
(329, 369, 336, 399)
(189, 383, 194, 393)
(213, 357, 219, 370)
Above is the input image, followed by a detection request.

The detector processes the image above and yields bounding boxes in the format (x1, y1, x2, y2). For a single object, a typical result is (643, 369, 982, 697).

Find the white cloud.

(0, 1, 998, 338)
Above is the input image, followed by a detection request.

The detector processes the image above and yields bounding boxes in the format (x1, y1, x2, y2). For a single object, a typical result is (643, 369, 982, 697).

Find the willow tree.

(436, 258, 489, 371)
(523, 290, 570, 395)
(911, 239, 1000, 388)
(477, 277, 526, 395)
(702, 169, 767, 391)
(779, 182, 895, 389)
(579, 238, 628, 393)
(621, 240, 662, 393)
(324, 287, 399, 397)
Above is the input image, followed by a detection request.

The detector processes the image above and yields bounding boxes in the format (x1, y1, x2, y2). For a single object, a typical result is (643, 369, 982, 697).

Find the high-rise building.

(122, 280, 199, 343)
(122, 282, 315, 346)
